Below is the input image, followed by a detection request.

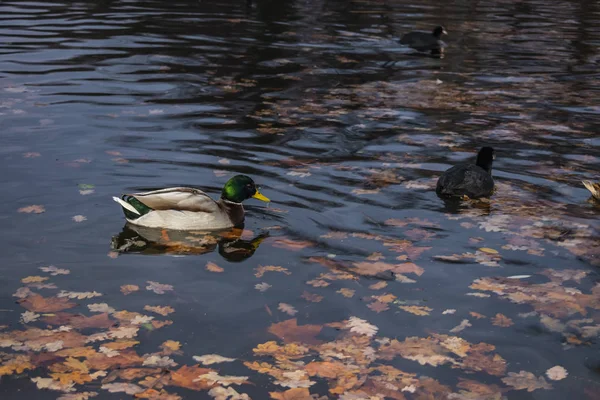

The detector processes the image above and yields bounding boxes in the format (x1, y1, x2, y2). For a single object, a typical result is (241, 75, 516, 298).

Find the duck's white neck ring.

(222, 199, 243, 206)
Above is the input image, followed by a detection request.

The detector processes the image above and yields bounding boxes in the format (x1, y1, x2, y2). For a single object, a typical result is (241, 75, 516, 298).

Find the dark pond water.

(1, 0, 600, 399)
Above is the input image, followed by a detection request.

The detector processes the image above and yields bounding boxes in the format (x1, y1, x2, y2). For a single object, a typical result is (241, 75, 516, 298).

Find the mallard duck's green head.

(221, 175, 270, 204)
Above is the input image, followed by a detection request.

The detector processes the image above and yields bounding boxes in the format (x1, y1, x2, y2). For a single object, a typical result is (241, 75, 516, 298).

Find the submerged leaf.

(502, 371, 552, 392)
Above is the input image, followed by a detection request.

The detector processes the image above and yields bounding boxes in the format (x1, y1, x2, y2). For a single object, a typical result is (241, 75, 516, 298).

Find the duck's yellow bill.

(252, 190, 270, 202)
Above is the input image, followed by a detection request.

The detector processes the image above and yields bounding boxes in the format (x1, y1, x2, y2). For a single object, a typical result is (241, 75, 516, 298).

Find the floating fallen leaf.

(32, 376, 75, 392)
(23, 152, 41, 158)
(367, 301, 389, 313)
(40, 266, 70, 275)
(58, 290, 102, 300)
(442, 309, 457, 315)
(546, 365, 568, 381)
(195, 371, 248, 386)
(269, 388, 312, 400)
(469, 312, 486, 319)
(170, 365, 215, 391)
(146, 281, 173, 295)
(206, 262, 224, 273)
(22, 276, 49, 284)
(337, 288, 355, 298)
(368, 281, 387, 290)
(72, 215, 87, 223)
(18, 205, 45, 214)
(209, 386, 250, 400)
(301, 291, 323, 303)
(502, 371, 552, 392)
(144, 305, 175, 316)
(120, 285, 139, 295)
(479, 248, 499, 254)
(101, 382, 144, 395)
(272, 239, 313, 251)
(346, 317, 378, 337)
(399, 305, 432, 316)
(19, 293, 76, 312)
(193, 354, 236, 365)
(255, 266, 291, 278)
(268, 319, 322, 345)
(492, 313, 514, 327)
(255, 282, 272, 292)
(278, 303, 298, 316)
(450, 319, 472, 333)
(1, 354, 34, 376)
(142, 355, 177, 368)
(57, 392, 98, 400)
(88, 303, 115, 314)
(160, 340, 181, 353)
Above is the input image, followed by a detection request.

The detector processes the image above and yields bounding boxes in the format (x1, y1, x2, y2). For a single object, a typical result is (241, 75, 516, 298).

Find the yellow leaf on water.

(18, 205, 45, 214)
(399, 305, 432, 316)
(337, 288, 355, 298)
(206, 262, 224, 273)
(144, 305, 175, 316)
(492, 313, 514, 327)
(120, 285, 139, 295)
(255, 265, 291, 278)
(22, 276, 49, 284)
(479, 248, 499, 254)
(160, 340, 181, 352)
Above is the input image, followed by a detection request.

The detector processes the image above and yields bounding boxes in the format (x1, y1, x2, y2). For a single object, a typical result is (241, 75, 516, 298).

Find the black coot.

(400, 26, 447, 53)
(436, 147, 495, 198)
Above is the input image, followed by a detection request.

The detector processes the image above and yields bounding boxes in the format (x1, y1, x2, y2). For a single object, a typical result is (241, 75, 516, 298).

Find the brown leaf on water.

(351, 261, 424, 277)
(170, 365, 215, 391)
(272, 238, 314, 251)
(22, 275, 49, 284)
(42, 312, 114, 329)
(492, 313, 514, 327)
(399, 305, 432, 316)
(470, 312, 487, 319)
(135, 389, 182, 400)
(101, 340, 140, 351)
(378, 334, 506, 376)
(367, 301, 389, 313)
(146, 281, 173, 295)
(55, 347, 98, 358)
(369, 281, 388, 290)
(102, 382, 145, 395)
(86, 349, 144, 370)
(144, 305, 175, 316)
(502, 370, 552, 392)
(206, 262, 224, 273)
(19, 293, 76, 312)
(18, 205, 45, 214)
(31, 377, 75, 392)
(270, 388, 312, 400)
(151, 320, 173, 330)
(366, 252, 384, 261)
(268, 319, 322, 345)
(0, 354, 34, 376)
(301, 291, 323, 303)
(57, 392, 98, 400)
(121, 285, 140, 295)
(255, 265, 291, 278)
(306, 279, 330, 287)
(455, 378, 505, 399)
(372, 293, 397, 303)
(305, 361, 348, 379)
(160, 340, 181, 353)
(337, 288, 355, 298)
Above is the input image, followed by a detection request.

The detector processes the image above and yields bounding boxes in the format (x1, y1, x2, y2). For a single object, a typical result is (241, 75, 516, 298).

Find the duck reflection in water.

(111, 224, 268, 262)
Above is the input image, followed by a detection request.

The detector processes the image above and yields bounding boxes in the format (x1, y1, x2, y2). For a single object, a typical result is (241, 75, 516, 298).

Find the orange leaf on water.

(18, 293, 76, 313)
(205, 262, 224, 273)
(268, 319, 322, 345)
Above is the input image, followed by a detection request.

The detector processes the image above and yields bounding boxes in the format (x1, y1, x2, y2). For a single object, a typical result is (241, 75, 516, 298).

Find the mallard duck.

(400, 25, 447, 52)
(436, 147, 495, 198)
(112, 175, 270, 230)
(582, 180, 600, 200)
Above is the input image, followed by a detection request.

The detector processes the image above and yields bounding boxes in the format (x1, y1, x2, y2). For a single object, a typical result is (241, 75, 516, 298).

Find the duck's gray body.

(118, 187, 244, 230)
(436, 164, 494, 198)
